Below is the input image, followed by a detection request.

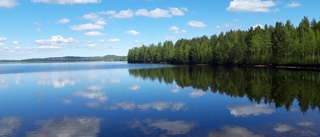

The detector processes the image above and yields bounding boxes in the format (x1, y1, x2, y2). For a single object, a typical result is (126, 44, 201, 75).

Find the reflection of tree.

(129, 66, 320, 113)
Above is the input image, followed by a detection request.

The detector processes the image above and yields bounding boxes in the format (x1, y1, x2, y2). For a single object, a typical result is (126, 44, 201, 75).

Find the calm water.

(0, 62, 319, 137)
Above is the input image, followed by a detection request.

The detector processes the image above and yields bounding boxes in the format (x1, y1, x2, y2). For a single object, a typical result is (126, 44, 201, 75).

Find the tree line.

(129, 66, 320, 113)
(128, 16, 320, 66)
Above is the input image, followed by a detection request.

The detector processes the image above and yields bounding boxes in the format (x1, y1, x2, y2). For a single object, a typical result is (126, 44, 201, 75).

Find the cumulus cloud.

(273, 124, 295, 133)
(227, 0, 276, 12)
(31, 0, 101, 4)
(0, 37, 8, 42)
(83, 13, 103, 21)
(107, 38, 120, 42)
(125, 30, 140, 35)
(169, 26, 180, 33)
(187, 20, 206, 27)
(0, 116, 20, 137)
(84, 31, 104, 36)
(70, 23, 104, 31)
(104, 7, 187, 18)
(227, 104, 274, 117)
(128, 119, 195, 136)
(57, 18, 70, 24)
(189, 90, 206, 98)
(252, 24, 263, 29)
(127, 85, 141, 90)
(35, 35, 77, 47)
(113, 9, 134, 18)
(0, 0, 18, 8)
(26, 117, 101, 137)
(209, 126, 263, 137)
(12, 40, 19, 45)
(286, 2, 301, 8)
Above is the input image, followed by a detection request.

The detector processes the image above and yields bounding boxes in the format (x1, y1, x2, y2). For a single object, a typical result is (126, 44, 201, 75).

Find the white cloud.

(169, 26, 180, 33)
(216, 23, 241, 29)
(108, 7, 187, 18)
(125, 30, 140, 35)
(0, 37, 8, 42)
(84, 31, 104, 36)
(0, 43, 4, 47)
(38, 45, 61, 49)
(287, 2, 301, 8)
(0, 0, 18, 8)
(273, 124, 295, 133)
(26, 117, 101, 137)
(31, 0, 101, 4)
(127, 85, 141, 90)
(98, 10, 116, 15)
(227, 0, 276, 12)
(0, 116, 20, 137)
(83, 13, 103, 21)
(110, 102, 136, 110)
(112, 9, 134, 18)
(35, 35, 77, 47)
(70, 23, 104, 31)
(227, 104, 274, 117)
(187, 20, 206, 28)
(107, 38, 120, 42)
(181, 30, 188, 33)
(209, 126, 263, 137)
(189, 90, 206, 98)
(108, 101, 185, 111)
(98, 39, 105, 43)
(57, 18, 70, 24)
(12, 40, 19, 45)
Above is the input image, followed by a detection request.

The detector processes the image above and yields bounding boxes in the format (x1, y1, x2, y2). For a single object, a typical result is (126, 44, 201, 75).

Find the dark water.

(0, 62, 319, 137)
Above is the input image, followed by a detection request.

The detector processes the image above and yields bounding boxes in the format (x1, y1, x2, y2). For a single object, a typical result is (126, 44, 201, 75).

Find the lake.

(0, 62, 319, 137)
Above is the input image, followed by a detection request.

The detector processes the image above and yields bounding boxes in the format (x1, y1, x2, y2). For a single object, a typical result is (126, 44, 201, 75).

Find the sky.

(0, 0, 319, 60)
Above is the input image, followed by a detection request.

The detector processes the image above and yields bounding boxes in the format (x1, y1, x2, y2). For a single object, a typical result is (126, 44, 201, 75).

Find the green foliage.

(128, 17, 320, 66)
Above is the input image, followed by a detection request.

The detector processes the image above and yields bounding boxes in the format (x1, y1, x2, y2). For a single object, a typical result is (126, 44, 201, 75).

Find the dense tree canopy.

(128, 17, 320, 66)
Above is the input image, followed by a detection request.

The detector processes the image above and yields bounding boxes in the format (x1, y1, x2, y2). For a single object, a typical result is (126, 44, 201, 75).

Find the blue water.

(0, 62, 319, 137)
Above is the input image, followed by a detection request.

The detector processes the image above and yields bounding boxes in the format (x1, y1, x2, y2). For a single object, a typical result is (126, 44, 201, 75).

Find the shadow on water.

(129, 65, 320, 113)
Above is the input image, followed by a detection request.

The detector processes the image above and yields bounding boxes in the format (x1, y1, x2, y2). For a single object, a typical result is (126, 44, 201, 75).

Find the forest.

(129, 66, 320, 113)
(128, 17, 320, 66)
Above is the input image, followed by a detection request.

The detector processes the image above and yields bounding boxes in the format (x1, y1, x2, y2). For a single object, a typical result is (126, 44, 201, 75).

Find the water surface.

(0, 62, 319, 137)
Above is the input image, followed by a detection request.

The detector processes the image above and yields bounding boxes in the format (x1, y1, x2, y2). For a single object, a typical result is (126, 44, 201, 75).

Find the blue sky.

(0, 0, 319, 60)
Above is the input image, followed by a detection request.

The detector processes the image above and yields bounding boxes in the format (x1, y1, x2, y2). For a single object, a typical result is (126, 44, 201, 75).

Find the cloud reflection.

(128, 119, 195, 136)
(0, 116, 20, 137)
(0, 77, 9, 88)
(74, 86, 107, 102)
(37, 74, 76, 88)
(171, 86, 181, 93)
(188, 90, 206, 98)
(227, 104, 274, 117)
(273, 124, 295, 133)
(208, 126, 263, 137)
(297, 121, 314, 127)
(26, 117, 102, 137)
(127, 85, 141, 91)
(107, 101, 185, 111)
